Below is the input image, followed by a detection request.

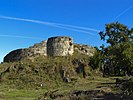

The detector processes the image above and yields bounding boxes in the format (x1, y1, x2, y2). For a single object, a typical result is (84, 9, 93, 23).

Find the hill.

(0, 36, 132, 100)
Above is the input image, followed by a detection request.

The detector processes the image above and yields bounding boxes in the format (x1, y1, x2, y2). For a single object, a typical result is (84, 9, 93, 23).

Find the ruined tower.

(47, 36, 74, 56)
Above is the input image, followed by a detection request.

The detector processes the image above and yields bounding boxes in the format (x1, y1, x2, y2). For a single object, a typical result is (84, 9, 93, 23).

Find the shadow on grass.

(36, 89, 133, 100)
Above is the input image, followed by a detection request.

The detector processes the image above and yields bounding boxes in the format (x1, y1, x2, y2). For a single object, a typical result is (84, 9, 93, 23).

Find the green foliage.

(90, 47, 103, 70)
(99, 22, 133, 76)
(122, 77, 133, 95)
(99, 22, 133, 46)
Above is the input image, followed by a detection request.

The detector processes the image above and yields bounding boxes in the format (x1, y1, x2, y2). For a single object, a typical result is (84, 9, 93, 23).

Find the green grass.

(0, 52, 127, 99)
(1, 75, 130, 100)
(0, 76, 117, 100)
(0, 83, 47, 100)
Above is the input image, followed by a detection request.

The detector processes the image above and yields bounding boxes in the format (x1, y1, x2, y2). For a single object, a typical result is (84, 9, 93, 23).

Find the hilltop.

(0, 36, 132, 100)
(4, 36, 94, 62)
(0, 36, 99, 99)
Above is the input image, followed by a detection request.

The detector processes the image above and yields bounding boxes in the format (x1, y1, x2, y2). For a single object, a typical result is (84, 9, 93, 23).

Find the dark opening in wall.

(69, 42, 73, 46)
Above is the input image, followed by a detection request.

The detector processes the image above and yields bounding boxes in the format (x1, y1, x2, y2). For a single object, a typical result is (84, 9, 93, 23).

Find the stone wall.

(4, 36, 95, 62)
(74, 44, 95, 57)
(27, 40, 47, 57)
(47, 36, 74, 56)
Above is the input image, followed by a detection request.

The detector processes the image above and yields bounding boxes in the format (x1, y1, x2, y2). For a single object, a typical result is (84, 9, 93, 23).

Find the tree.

(99, 22, 133, 46)
(99, 22, 133, 76)
(90, 47, 103, 70)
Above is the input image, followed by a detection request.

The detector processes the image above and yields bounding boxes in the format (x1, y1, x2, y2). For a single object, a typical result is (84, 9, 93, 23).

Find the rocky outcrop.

(4, 49, 25, 62)
(4, 36, 95, 62)
(74, 44, 95, 56)
(28, 40, 47, 56)
(4, 40, 47, 62)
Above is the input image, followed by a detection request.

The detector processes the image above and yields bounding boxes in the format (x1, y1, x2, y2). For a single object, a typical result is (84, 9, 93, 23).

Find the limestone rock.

(4, 40, 47, 62)
(4, 36, 95, 62)
(47, 36, 74, 56)
(74, 44, 95, 56)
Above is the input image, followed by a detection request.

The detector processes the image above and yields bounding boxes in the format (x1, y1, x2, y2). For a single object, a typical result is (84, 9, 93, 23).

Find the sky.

(0, 0, 133, 62)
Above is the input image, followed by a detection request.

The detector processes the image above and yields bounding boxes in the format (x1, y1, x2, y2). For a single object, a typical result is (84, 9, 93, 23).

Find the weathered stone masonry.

(47, 36, 74, 56)
(4, 36, 95, 62)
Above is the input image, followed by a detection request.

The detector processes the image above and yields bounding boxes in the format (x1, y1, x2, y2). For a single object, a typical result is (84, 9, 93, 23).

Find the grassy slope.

(0, 52, 129, 100)
(0, 76, 116, 100)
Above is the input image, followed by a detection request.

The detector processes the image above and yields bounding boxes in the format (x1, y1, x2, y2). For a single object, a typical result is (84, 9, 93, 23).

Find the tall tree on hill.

(99, 22, 133, 76)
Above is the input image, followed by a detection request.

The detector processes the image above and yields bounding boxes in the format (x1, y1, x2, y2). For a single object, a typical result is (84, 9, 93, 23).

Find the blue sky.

(0, 0, 133, 62)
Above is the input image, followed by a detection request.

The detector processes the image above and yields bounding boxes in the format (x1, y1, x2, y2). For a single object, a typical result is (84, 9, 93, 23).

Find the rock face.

(74, 44, 95, 57)
(28, 40, 47, 56)
(4, 49, 25, 62)
(4, 40, 47, 62)
(47, 36, 74, 56)
(4, 36, 95, 62)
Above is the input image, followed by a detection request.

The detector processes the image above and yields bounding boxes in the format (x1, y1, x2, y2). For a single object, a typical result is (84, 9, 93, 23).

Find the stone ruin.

(47, 36, 74, 56)
(4, 40, 47, 62)
(4, 36, 95, 62)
